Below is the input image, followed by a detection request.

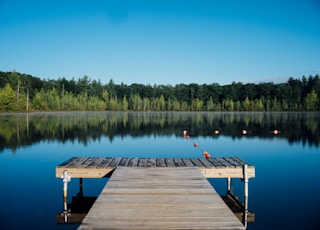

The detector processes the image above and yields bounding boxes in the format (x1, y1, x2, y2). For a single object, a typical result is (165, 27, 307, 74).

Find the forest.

(0, 70, 319, 112)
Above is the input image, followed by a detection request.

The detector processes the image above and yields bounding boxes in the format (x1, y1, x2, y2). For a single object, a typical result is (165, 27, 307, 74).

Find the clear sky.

(1, 0, 320, 86)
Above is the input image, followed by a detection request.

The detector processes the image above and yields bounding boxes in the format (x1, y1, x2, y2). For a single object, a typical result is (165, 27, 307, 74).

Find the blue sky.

(1, 0, 320, 85)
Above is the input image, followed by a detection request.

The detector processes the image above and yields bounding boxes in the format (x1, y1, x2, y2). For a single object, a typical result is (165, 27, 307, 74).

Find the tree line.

(0, 70, 319, 112)
(1, 112, 319, 152)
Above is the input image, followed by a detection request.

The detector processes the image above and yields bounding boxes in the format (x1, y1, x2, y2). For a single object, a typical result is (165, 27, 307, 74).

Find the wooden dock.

(78, 167, 245, 230)
(56, 157, 255, 230)
(56, 157, 255, 179)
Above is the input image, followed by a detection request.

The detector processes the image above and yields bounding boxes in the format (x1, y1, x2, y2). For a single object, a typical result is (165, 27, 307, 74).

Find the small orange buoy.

(203, 151, 210, 158)
(214, 130, 220, 135)
(194, 143, 198, 147)
(242, 130, 247, 135)
(185, 135, 190, 139)
(273, 130, 279, 135)
(203, 151, 211, 158)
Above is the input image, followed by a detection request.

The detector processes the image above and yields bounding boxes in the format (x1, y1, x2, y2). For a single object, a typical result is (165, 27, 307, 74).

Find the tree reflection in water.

(0, 111, 319, 152)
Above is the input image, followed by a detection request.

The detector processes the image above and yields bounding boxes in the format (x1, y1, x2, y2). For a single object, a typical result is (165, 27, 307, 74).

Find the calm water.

(0, 112, 319, 230)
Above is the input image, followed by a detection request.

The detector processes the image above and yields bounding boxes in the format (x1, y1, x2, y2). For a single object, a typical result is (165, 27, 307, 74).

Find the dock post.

(227, 177, 232, 193)
(61, 170, 71, 222)
(77, 178, 83, 197)
(243, 164, 249, 228)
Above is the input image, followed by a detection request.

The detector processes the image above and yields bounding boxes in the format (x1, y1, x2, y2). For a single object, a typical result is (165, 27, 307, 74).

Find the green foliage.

(304, 90, 318, 111)
(0, 84, 17, 111)
(122, 95, 129, 111)
(0, 71, 320, 112)
(243, 96, 251, 111)
(191, 98, 203, 111)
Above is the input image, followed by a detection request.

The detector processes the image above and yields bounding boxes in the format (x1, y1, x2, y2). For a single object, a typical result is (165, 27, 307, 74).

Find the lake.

(0, 112, 319, 230)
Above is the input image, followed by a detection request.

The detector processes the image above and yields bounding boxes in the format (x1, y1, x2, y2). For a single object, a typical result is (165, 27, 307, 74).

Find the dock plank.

(56, 157, 255, 179)
(138, 158, 147, 167)
(198, 158, 215, 167)
(173, 158, 185, 167)
(81, 158, 96, 167)
(156, 158, 166, 167)
(69, 157, 88, 167)
(118, 157, 129, 167)
(108, 157, 122, 167)
(147, 158, 156, 167)
(96, 158, 112, 168)
(222, 157, 239, 167)
(127, 158, 139, 167)
(78, 167, 245, 230)
(206, 158, 224, 167)
(165, 158, 175, 167)
(215, 157, 233, 167)
(190, 158, 205, 167)
(87, 158, 105, 168)
(181, 158, 195, 167)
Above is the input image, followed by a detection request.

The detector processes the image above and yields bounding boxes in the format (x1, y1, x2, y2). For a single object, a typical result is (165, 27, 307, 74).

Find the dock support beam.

(243, 164, 249, 228)
(227, 177, 232, 193)
(243, 164, 248, 208)
(77, 178, 83, 197)
(61, 170, 71, 222)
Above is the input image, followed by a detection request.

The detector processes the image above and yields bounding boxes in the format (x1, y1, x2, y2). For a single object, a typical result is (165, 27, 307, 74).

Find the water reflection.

(57, 178, 254, 228)
(1, 111, 319, 152)
(221, 192, 255, 227)
(57, 178, 96, 225)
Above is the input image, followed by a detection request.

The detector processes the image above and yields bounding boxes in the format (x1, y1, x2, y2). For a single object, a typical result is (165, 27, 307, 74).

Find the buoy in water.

(203, 151, 210, 159)
(214, 130, 220, 135)
(242, 130, 247, 135)
(194, 143, 198, 147)
(185, 135, 190, 139)
(273, 129, 279, 135)
(183, 130, 187, 136)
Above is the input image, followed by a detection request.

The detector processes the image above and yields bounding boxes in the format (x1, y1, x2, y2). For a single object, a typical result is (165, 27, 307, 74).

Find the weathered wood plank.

(69, 157, 88, 167)
(222, 157, 239, 167)
(118, 157, 129, 167)
(181, 158, 195, 167)
(138, 158, 147, 167)
(56, 167, 115, 178)
(223, 157, 244, 166)
(173, 158, 185, 167)
(190, 158, 205, 167)
(147, 158, 156, 167)
(215, 157, 234, 167)
(96, 158, 113, 168)
(198, 158, 215, 167)
(199, 167, 255, 178)
(78, 167, 245, 230)
(108, 157, 122, 167)
(156, 158, 166, 167)
(165, 158, 175, 167)
(87, 158, 105, 168)
(81, 158, 96, 167)
(127, 158, 139, 167)
(206, 157, 224, 167)
(56, 157, 255, 178)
